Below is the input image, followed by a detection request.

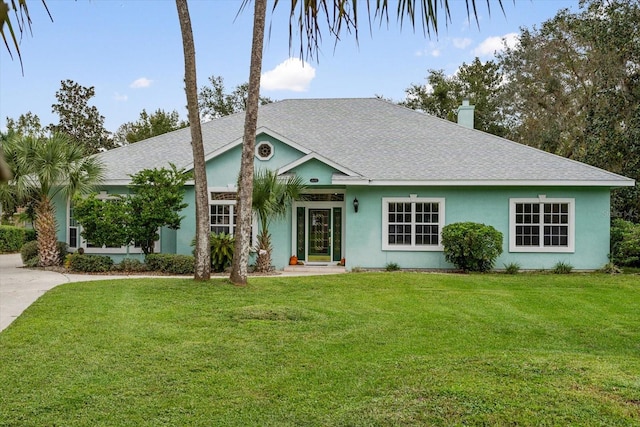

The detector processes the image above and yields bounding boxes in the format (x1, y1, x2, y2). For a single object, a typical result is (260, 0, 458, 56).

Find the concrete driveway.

(0, 253, 125, 331)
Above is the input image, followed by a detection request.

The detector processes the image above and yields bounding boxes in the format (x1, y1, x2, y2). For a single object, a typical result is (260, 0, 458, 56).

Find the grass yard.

(1, 272, 639, 426)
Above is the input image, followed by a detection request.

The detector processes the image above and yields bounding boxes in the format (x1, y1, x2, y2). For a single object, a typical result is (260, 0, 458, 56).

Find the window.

(209, 191, 256, 244)
(68, 202, 78, 249)
(509, 197, 574, 253)
(382, 197, 445, 251)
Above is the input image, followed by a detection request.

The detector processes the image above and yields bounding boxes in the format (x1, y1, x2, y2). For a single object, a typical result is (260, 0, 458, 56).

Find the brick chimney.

(457, 99, 475, 129)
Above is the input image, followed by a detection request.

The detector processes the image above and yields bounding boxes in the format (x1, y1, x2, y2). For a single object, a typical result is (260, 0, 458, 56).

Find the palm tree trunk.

(176, 0, 211, 281)
(230, 0, 267, 285)
(35, 196, 59, 267)
(255, 228, 272, 273)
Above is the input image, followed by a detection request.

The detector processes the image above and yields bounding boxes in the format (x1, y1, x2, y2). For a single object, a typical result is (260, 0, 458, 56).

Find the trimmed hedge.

(113, 258, 148, 273)
(145, 253, 194, 275)
(441, 222, 503, 272)
(68, 254, 114, 272)
(0, 226, 34, 253)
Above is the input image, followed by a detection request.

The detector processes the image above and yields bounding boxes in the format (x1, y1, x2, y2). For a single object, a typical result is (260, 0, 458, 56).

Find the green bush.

(210, 233, 234, 272)
(611, 219, 640, 267)
(552, 261, 573, 274)
(145, 253, 194, 275)
(441, 222, 503, 272)
(24, 229, 36, 242)
(113, 258, 148, 272)
(0, 226, 29, 253)
(20, 240, 39, 264)
(385, 262, 400, 271)
(68, 254, 114, 272)
(504, 262, 521, 274)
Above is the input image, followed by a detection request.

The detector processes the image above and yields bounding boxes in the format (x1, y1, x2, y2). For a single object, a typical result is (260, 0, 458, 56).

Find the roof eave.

(331, 177, 636, 187)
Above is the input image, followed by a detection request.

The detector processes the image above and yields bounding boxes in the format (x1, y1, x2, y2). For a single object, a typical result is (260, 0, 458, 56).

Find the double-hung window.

(509, 197, 574, 252)
(209, 191, 257, 245)
(210, 192, 238, 235)
(382, 197, 445, 251)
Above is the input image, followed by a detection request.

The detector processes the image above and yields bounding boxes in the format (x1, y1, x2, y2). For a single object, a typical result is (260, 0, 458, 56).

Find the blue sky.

(0, 0, 581, 133)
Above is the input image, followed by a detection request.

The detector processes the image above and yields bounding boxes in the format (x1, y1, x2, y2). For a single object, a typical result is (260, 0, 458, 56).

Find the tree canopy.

(114, 109, 188, 145)
(198, 75, 273, 120)
(48, 79, 114, 154)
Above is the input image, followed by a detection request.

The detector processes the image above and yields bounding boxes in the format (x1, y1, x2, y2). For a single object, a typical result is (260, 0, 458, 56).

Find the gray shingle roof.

(98, 98, 634, 186)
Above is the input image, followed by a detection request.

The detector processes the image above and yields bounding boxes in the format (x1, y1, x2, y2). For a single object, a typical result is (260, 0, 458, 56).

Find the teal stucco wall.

(344, 186, 611, 271)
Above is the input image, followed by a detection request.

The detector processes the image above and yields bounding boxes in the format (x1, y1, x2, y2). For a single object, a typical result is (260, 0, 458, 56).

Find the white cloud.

(452, 37, 473, 49)
(113, 92, 128, 102)
(415, 42, 441, 58)
(472, 32, 519, 57)
(261, 58, 316, 92)
(130, 77, 153, 89)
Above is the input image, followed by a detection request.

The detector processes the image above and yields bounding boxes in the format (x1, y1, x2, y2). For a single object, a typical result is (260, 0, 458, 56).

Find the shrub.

(20, 240, 39, 264)
(385, 262, 400, 271)
(24, 229, 36, 243)
(503, 262, 521, 274)
(210, 232, 234, 272)
(552, 261, 573, 274)
(145, 253, 194, 275)
(114, 258, 148, 272)
(21, 240, 68, 266)
(0, 226, 27, 253)
(610, 219, 640, 267)
(68, 254, 114, 272)
(600, 262, 622, 274)
(441, 222, 503, 272)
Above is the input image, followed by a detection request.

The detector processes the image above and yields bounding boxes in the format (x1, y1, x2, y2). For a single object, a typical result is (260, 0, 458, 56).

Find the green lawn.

(1, 273, 639, 426)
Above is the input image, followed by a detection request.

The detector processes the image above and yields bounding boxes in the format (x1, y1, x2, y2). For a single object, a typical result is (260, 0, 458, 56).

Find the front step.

(283, 265, 346, 274)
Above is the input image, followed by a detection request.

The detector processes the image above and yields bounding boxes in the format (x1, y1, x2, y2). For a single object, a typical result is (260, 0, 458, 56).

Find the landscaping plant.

(441, 222, 503, 272)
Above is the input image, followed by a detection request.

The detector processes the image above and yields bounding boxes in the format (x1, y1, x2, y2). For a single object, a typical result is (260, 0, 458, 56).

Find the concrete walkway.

(0, 253, 345, 332)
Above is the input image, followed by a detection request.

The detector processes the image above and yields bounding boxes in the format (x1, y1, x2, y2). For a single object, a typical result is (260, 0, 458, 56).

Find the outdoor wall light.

(353, 197, 359, 213)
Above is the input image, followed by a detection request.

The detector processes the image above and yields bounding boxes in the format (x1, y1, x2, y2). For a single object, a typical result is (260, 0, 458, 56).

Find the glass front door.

(308, 209, 331, 262)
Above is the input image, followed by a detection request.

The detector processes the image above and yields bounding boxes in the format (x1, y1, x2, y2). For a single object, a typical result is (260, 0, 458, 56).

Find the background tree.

(498, 0, 639, 221)
(48, 79, 114, 154)
(198, 75, 273, 120)
(252, 169, 306, 273)
(5, 112, 47, 138)
(114, 108, 188, 145)
(0, 133, 104, 266)
(175, 0, 211, 280)
(403, 58, 508, 136)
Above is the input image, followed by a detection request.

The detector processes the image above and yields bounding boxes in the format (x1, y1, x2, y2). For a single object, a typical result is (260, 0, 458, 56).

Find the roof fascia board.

(331, 178, 636, 187)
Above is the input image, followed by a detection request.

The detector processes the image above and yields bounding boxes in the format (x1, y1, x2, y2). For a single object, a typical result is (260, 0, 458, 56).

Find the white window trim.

(208, 189, 258, 247)
(509, 197, 575, 253)
(382, 196, 445, 251)
(67, 194, 160, 254)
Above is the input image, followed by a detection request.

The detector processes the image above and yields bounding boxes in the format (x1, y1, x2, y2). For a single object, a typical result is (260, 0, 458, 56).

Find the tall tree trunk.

(230, 0, 267, 285)
(35, 196, 59, 267)
(176, 0, 211, 281)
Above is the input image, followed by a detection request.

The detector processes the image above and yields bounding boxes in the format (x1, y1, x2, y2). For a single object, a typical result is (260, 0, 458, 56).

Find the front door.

(308, 209, 331, 262)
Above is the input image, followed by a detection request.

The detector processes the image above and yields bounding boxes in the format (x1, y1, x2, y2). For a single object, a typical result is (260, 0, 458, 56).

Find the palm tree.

(1, 133, 104, 266)
(176, 0, 211, 281)
(229, 0, 506, 284)
(230, 0, 268, 285)
(252, 169, 306, 272)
